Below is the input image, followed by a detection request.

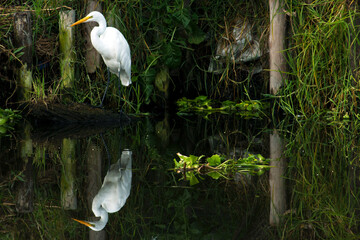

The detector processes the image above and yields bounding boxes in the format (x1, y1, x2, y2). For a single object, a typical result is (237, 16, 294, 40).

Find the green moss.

(60, 138, 77, 209)
(59, 10, 75, 89)
(18, 63, 33, 100)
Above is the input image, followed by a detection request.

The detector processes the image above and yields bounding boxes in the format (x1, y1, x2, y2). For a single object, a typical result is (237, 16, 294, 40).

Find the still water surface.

(0, 114, 358, 239)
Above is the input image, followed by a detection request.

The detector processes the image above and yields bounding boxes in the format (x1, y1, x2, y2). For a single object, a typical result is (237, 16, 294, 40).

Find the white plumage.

(72, 150, 132, 231)
(71, 11, 131, 105)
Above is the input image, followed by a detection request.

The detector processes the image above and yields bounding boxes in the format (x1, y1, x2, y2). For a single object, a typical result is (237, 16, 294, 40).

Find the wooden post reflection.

(61, 138, 77, 210)
(269, 130, 286, 226)
(16, 123, 34, 213)
(87, 143, 107, 239)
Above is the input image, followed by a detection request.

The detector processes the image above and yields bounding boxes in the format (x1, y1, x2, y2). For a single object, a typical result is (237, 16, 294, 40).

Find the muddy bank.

(22, 102, 132, 143)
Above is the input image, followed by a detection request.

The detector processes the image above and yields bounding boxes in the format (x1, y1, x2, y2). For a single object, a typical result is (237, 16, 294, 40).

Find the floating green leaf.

(207, 154, 221, 166)
(177, 96, 267, 118)
(174, 153, 271, 185)
(207, 171, 221, 180)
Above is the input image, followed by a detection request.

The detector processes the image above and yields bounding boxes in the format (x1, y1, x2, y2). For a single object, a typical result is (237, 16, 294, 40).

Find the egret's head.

(70, 11, 103, 27)
(72, 218, 94, 227)
(72, 217, 107, 231)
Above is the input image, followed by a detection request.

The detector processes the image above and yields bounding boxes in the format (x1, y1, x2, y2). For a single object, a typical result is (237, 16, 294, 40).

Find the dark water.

(0, 114, 359, 239)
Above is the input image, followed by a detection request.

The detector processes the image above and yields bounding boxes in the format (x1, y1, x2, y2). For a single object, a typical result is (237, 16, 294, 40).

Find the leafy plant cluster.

(132, 0, 207, 106)
(177, 95, 267, 118)
(174, 152, 270, 185)
(0, 108, 21, 135)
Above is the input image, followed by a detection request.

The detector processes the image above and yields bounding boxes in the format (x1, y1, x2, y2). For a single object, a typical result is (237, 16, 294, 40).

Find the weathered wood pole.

(86, 143, 107, 238)
(14, 12, 33, 101)
(84, 1, 102, 73)
(269, 0, 286, 94)
(269, 2, 287, 225)
(16, 123, 34, 213)
(348, 2, 360, 88)
(59, 10, 76, 89)
(60, 138, 77, 210)
(269, 130, 286, 226)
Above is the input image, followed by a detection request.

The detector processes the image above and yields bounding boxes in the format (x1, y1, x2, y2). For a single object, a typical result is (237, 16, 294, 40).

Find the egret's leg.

(118, 69, 130, 121)
(100, 133, 111, 170)
(99, 68, 111, 108)
(118, 70, 122, 104)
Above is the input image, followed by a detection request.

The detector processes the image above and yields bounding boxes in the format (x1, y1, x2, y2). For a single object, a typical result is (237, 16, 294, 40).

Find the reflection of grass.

(107, 168, 270, 239)
(0, 116, 271, 239)
(96, 118, 271, 239)
(281, 120, 360, 239)
(0, 173, 79, 239)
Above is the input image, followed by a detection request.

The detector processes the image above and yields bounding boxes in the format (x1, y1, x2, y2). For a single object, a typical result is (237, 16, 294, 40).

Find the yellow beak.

(70, 16, 92, 27)
(72, 218, 95, 228)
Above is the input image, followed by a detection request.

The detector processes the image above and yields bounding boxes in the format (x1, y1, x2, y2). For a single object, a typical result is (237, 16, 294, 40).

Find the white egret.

(70, 11, 131, 107)
(73, 150, 132, 231)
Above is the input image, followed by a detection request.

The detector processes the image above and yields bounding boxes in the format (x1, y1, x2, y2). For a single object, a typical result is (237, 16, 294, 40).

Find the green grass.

(1, 0, 358, 118)
(0, 116, 271, 239)
(278, 0, 359, 120)
(1, 0, 270, 113)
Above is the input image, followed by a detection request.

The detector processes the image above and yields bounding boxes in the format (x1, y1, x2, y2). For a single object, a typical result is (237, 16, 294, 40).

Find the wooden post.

(16, 123, 34, 213)
(269, 0, 286, 94)
(60, 138, 77, 210)
(269, 130, 286, 226)
(85, 1, 102, 73)
(86, 143, 107, 238)
(14, 12, 33, 101)
(348, 2, 360, 88)
(59, 10, 75, 89)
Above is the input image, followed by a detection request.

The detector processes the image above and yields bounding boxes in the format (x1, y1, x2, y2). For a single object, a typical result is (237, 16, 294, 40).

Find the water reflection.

(0, 115, 282, 239)
(73, 150, 132, 231)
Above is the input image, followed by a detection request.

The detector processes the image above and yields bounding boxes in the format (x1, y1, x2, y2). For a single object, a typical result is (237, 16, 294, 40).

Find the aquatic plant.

(174, 152, 270, 185)
(0, 108, 21, 135)
(176, 95, 267, 118)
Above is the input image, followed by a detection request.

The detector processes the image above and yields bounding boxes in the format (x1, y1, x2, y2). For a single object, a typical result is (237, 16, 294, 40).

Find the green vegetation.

(1, 0, 360, 239)
(0, 117, 271, 239)
(0, 0, 268, 113)
(177, 95, 267, 118)
(0, 0, 358, 119)
(0, 108, 21, 135)
(174, 153, 270, 185)
(277, 1, 359, 119)
(279, 119, 360, 239)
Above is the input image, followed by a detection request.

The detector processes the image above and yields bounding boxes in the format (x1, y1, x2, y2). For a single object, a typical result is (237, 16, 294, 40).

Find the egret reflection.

(73, 149, 132, 231)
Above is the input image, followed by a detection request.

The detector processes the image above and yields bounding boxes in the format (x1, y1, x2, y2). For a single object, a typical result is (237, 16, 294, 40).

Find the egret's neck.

(91, 206, 108, 231)
(90, 17, 107, 53)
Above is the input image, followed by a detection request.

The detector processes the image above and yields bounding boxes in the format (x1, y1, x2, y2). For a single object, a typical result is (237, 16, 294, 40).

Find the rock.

(208, 19, 262, 74)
